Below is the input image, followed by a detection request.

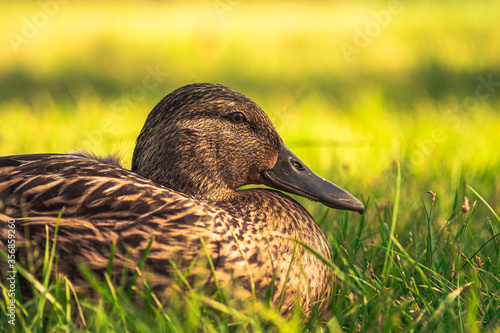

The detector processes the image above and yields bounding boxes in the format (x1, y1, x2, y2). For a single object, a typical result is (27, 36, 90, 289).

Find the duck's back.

(0, 154, 211, 222)
(0, 154, 221, 288)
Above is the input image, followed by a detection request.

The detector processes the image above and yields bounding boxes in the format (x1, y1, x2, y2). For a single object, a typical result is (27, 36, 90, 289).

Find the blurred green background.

(0, 0, 499, 235)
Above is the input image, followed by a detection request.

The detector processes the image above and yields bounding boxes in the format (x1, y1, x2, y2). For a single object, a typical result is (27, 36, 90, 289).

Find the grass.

(1, 0, 500, 331)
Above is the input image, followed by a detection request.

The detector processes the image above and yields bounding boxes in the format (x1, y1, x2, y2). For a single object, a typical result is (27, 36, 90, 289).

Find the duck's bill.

(261, 145, 365, 214)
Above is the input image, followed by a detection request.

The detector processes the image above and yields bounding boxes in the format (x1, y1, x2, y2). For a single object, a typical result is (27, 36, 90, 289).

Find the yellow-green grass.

(1, 1, 499, 331)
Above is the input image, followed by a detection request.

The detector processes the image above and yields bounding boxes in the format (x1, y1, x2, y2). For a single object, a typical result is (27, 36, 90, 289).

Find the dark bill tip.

(261, 145, 365, 214)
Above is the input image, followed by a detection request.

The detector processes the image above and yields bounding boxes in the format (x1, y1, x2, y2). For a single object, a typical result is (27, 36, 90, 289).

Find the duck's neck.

(216, 188, 332, 260)
(172, 180, 238, 203)
(133, 158, 243, 203)
(216, 188, 315, 232)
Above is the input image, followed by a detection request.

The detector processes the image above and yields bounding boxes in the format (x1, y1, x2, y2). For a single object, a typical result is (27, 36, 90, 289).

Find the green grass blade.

(382, 161, 401, 281)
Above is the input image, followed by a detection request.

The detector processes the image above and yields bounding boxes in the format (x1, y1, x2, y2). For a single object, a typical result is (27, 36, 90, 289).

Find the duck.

(0, 83, 364, 318)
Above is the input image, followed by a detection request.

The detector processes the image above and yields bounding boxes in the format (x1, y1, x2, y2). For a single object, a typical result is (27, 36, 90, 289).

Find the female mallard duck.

(0, 83, 364, 318)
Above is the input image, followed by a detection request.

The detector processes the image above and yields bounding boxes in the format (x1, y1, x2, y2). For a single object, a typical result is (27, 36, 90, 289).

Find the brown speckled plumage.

(0, 83, 364, 318)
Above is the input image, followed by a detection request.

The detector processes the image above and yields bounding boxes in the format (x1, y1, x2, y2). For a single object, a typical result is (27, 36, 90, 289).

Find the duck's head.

(132, 83, 364, 213)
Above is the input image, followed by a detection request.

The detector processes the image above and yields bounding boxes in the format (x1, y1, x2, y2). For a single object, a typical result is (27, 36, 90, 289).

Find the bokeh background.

(1, 0, 499, 238)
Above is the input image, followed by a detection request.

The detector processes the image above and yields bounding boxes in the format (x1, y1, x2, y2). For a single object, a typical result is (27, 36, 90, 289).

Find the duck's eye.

(228, 112, 246, 124)
(292, 161, 305, 171)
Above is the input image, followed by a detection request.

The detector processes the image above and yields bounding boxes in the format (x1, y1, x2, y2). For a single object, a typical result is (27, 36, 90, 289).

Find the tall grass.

(1, 0, 499, 331)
